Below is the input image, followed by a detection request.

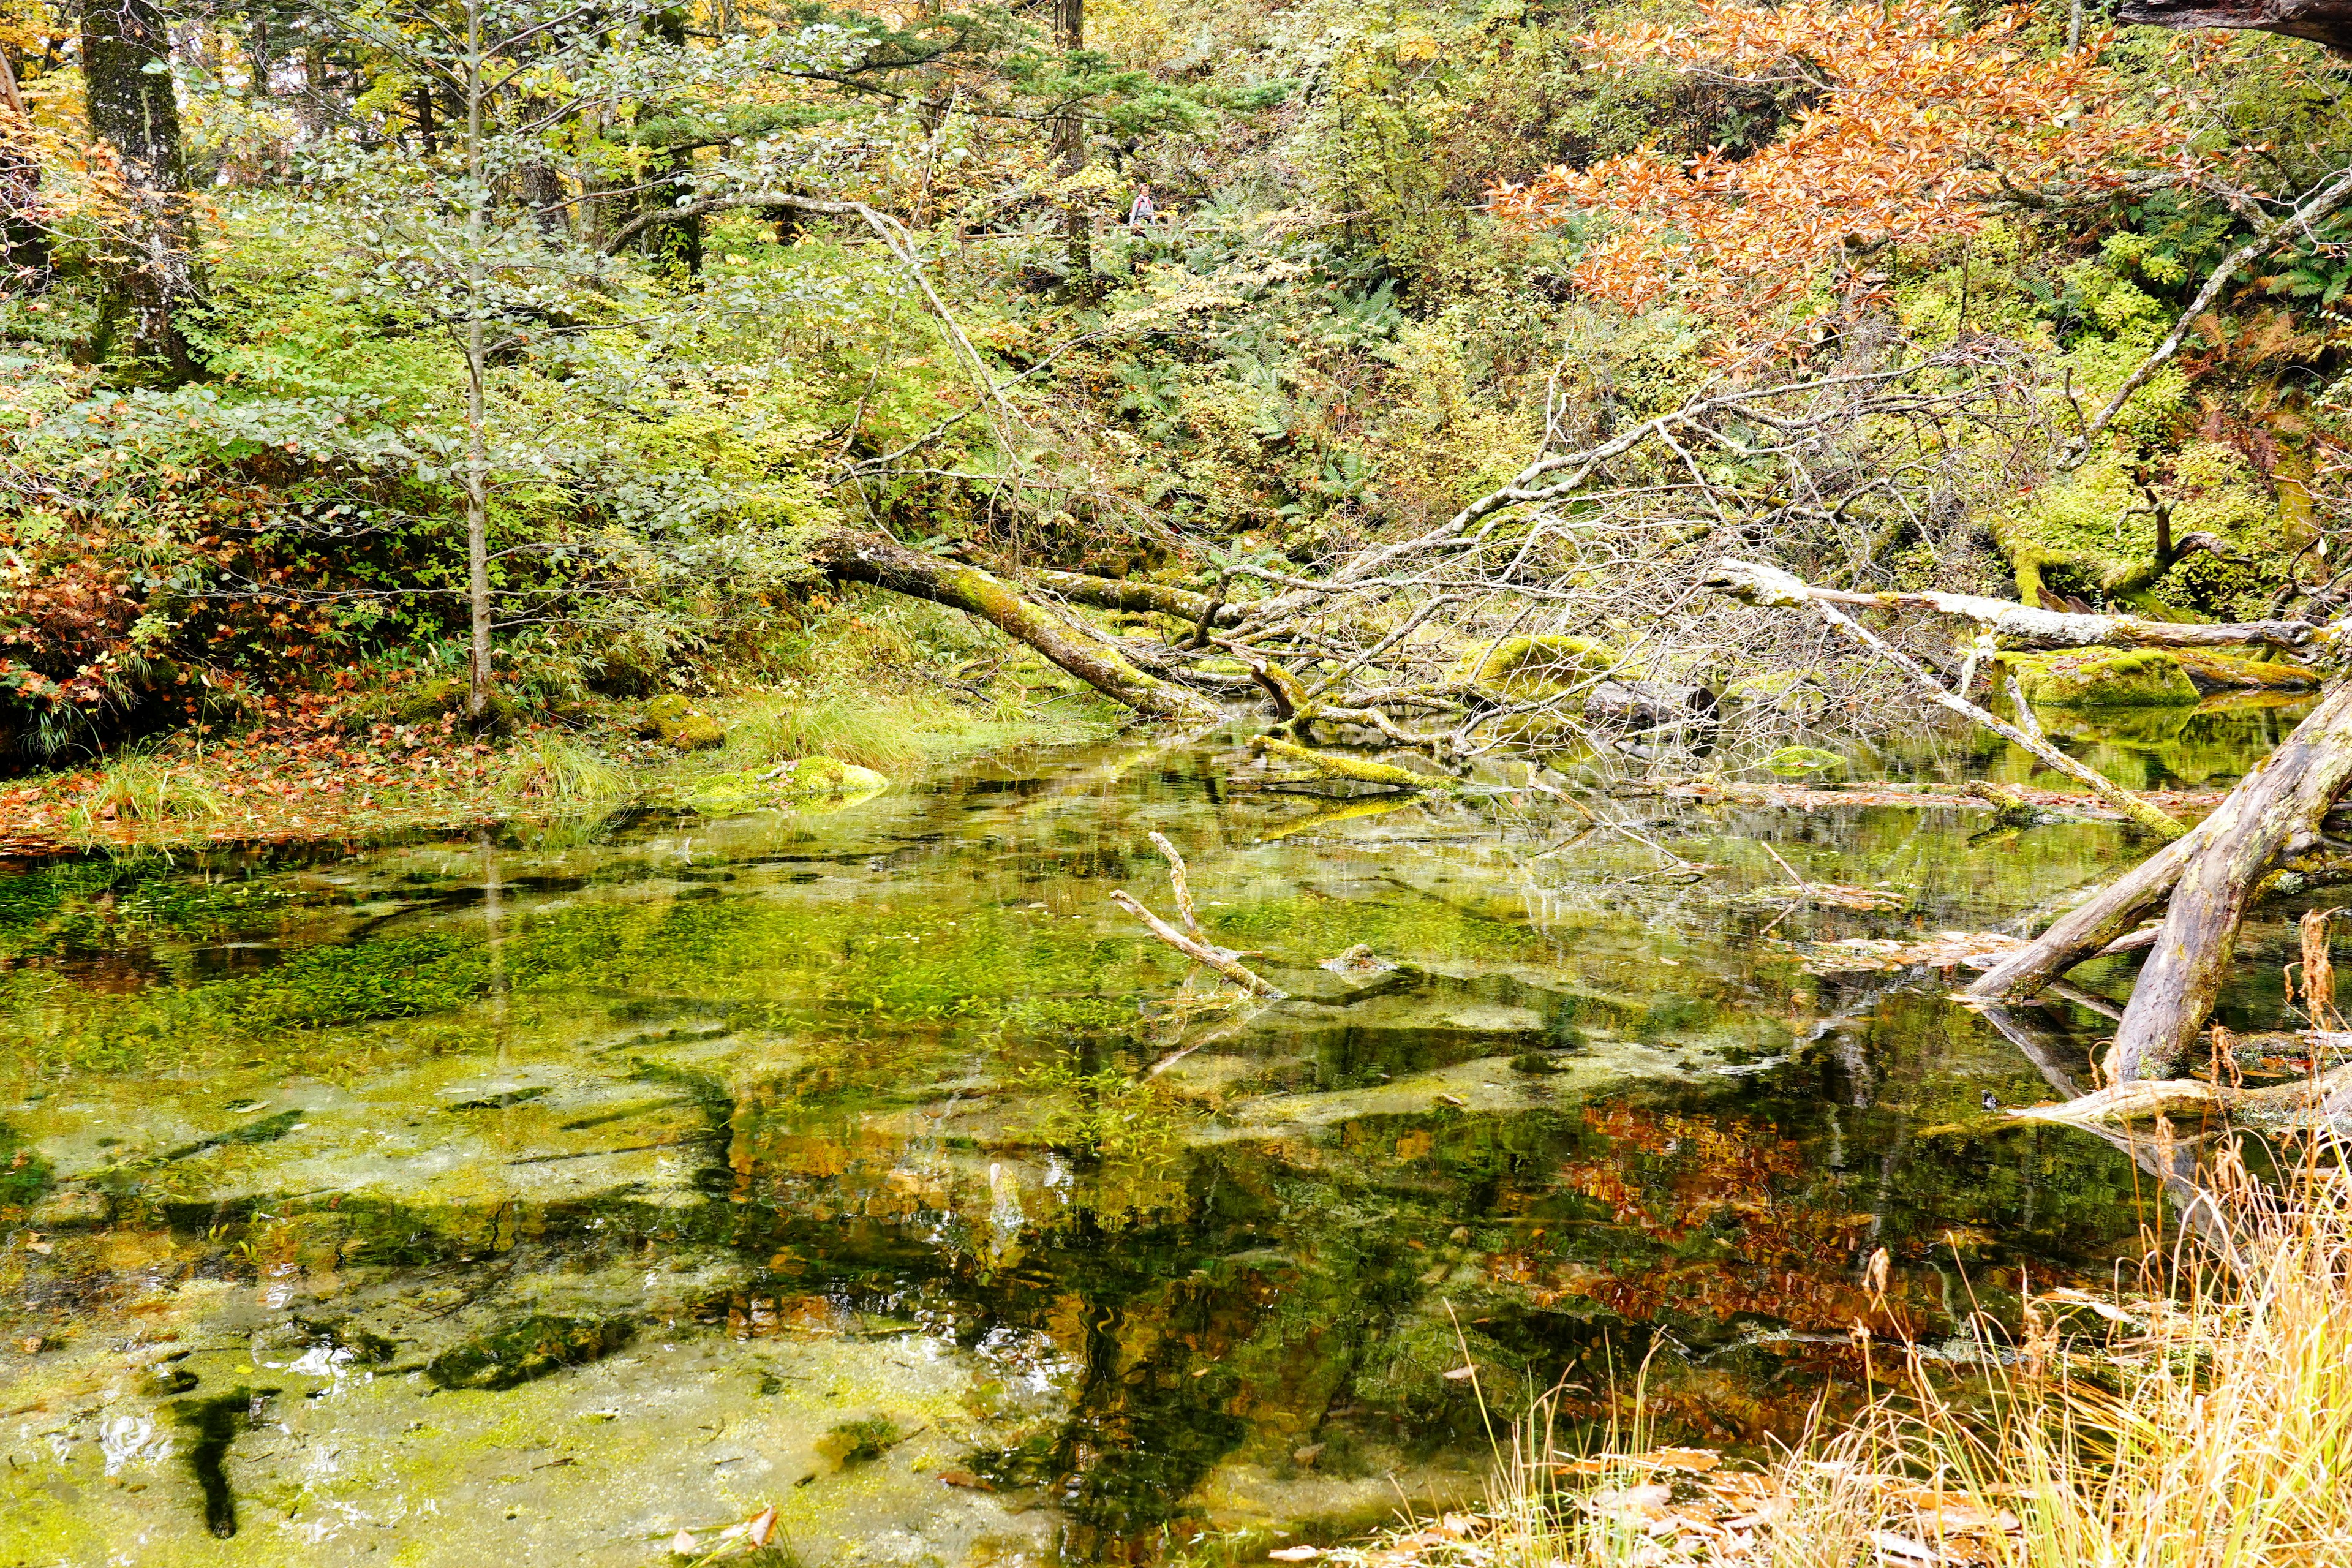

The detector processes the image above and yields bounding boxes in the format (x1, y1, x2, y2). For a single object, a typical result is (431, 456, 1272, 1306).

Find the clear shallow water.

(0, 708, 2313, 1566)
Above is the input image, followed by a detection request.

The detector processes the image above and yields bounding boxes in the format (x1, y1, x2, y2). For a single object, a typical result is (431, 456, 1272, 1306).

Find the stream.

(0, 699, 2320, 1566)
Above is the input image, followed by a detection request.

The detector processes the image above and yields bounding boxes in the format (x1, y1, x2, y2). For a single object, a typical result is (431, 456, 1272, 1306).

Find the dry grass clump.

(1352, 1140, 2352, 1568)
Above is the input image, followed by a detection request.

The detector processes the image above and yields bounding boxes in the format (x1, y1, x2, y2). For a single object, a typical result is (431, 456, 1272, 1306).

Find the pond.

(0, 702, 2315, 1566)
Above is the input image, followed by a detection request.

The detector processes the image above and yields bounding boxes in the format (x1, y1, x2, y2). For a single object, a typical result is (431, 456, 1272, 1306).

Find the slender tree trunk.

(80, 0, 204, 377)
(1052, 0, 1094, 300)
(0, 49, 48, 286)
(641, 7, 701, 277)
(462, 0, 496, 727)
(413, 85, 437, 156)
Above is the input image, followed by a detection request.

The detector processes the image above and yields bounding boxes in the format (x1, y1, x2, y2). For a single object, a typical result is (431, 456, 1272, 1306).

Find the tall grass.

(731, 685, 1122, 774)
(66, 750, 228, 836)
(1381, 1141, 2352, 1568)
(502, 731, 627, 804)
(734, 691, 946, 773)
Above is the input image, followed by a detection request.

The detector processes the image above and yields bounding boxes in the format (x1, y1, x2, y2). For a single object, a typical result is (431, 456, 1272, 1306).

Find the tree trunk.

(0, 49, 48, 286)
(1966, 826, 2208, 1002)
(813, 530, 1221, 722)
(462, 0, 496, 728)
(2108, 680, 2352, 1080)
(81, 0, 204, 377)
(640, 7, 701, 277)
(1052, 0, 1094, 300)
(1032, 567, 1243, 627)
(2119, 0, 2352, 55)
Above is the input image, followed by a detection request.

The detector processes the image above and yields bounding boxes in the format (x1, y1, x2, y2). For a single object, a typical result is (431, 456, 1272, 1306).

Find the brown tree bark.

(813, 530, 1221, 722)
(80, 0, 204, 377)
(2119, 0, 2352, 54)
(1051, 0, 1095, 300)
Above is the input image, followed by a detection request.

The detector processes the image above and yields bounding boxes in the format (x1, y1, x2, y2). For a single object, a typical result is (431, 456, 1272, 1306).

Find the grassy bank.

(0, 599, 1131, 853)
(1348, 1142, 2352, 1568)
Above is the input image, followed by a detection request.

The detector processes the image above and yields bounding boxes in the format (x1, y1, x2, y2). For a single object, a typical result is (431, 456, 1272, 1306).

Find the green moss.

(822, 1415, 907, 1463)
(2174, 650, 2321, 693)
(1763, 745, 1845, 777)
(2000, 649, 2201, 708)
(644, 694, 727, 750)
(678, 756, 888, 816)
(1471, 634, 1619, 696)
(0, 1119, 54, 1208)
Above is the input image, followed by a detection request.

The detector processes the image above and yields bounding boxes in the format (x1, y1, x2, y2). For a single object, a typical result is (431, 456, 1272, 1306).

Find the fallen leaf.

(747, 1506, 778, 1547)
(1441, 1364, 1478, 1381)
(1872, 1531, 1943, 1563)
(1268, 1547, 1321, 1561)
(941, 1471, 994, 1491)
(1434, 1093, 1468, 1107)
(670, 1529, 697, 1556)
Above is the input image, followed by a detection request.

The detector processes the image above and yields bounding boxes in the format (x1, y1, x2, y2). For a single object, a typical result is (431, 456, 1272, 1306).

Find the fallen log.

(2121, 0, 2352, 57)
(1703, 557, 2316, 654)
(1248, 736, 1450, 791)
(1701, 558, 2187, 841)
(1583, 680, 1718, 731)
(2008, 1065, 2352, 1129)
(1033, 568, 1245, 628)
(2109, 680, 2352, 1080)
(1967, 827, 2211, 1001)
(814, 530, 1221, 722)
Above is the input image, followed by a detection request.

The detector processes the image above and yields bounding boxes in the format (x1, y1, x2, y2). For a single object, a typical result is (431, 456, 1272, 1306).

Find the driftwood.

(2108, 681, 2352, 1080)
(1110, 835, 1285, 998)
(1969, 682, 2352, 1086)
(1703, 557, 2316, 654)
(2008, 1065, 2352, 1129)
(1701, 558, 2187, 840)
(1110, 892, 1284, 997)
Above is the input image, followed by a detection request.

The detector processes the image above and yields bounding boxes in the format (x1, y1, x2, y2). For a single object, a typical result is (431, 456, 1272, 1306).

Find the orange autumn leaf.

(1491, 2, 2187, 341)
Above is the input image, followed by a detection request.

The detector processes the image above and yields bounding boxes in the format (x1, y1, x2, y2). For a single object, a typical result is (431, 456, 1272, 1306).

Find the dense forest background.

(5, 0, 2352, 770)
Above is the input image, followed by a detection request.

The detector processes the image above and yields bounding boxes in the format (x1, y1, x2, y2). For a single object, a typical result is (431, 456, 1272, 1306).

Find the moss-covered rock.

(680, 758, 889, 818)
(2173, 649, 2321, 693)
(2000, 649, 2201, 708)
(770, 755, 888, 797)
(380, 674, 515, 731)
(1721, 668, 1826, 714)
(1472, 635, 1619, 696)
(642, 694, 726, 750)
(424, 1314, 634, 1390)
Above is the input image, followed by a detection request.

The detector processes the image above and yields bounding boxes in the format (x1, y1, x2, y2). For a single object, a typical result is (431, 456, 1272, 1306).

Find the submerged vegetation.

(6, 0, 2352, 1558)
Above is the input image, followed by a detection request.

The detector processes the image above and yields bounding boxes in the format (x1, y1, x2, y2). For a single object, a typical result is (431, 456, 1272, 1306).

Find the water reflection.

(0, 708, 2302, 1564)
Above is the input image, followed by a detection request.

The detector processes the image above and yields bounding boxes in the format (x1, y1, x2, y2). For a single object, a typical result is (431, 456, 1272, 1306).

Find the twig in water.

(1147, 831, 1202, 937)
(1110, 891, 1285, 998)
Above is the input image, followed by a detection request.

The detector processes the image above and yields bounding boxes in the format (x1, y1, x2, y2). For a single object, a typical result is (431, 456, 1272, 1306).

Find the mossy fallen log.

(1247, 736, 1452, 791)
(815, 530, 1220, 722)
(2174, 649, 2323, 693)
